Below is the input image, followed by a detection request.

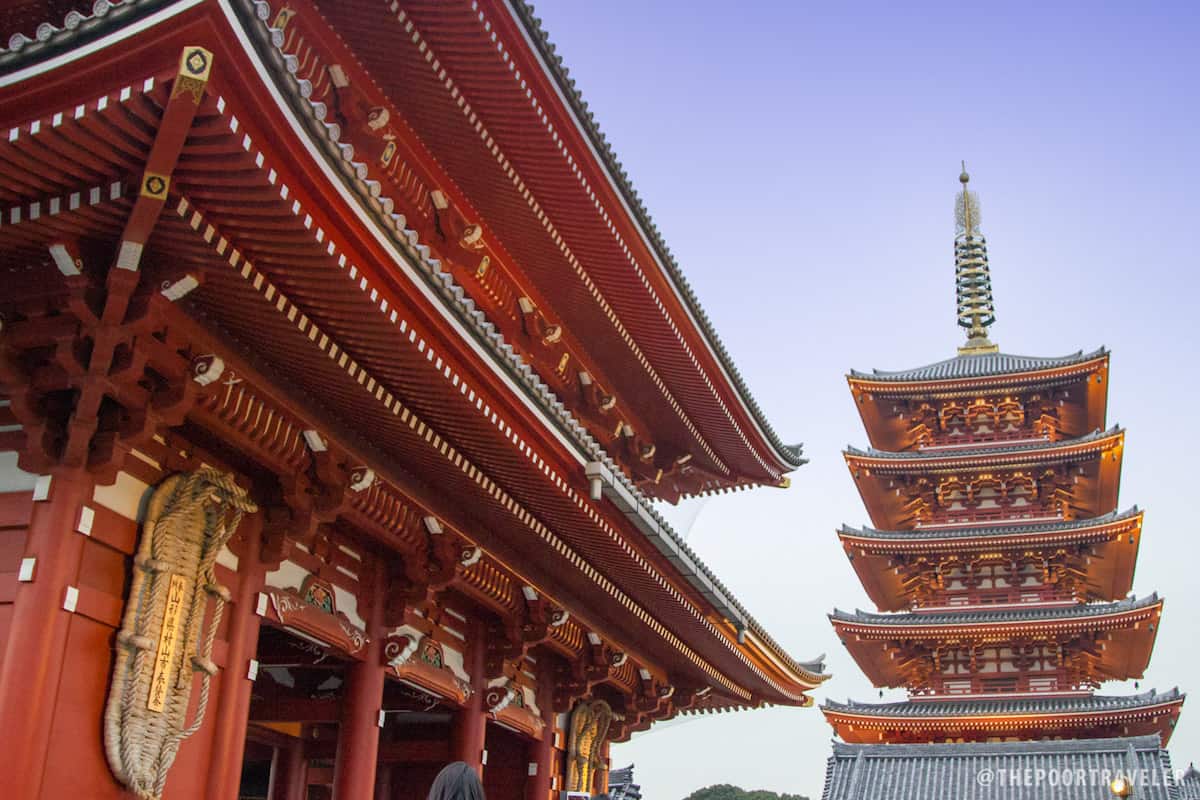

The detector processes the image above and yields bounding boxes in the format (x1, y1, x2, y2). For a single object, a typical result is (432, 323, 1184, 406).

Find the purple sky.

(527, 1, 1200, 797)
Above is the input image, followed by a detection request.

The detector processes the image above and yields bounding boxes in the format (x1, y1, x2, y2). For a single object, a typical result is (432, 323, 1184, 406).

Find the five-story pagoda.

(822, 169, 1184, 746)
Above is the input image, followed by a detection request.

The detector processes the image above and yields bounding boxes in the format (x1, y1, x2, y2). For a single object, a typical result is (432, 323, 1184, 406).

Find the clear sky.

(526, 1, 1200, 798)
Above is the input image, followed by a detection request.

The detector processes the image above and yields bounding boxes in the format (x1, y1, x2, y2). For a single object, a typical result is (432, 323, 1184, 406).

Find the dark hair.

(428, 762, 486, 800)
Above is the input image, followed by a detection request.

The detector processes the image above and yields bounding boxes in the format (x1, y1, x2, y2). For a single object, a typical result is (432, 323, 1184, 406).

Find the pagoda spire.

(955, 164, 999, 354)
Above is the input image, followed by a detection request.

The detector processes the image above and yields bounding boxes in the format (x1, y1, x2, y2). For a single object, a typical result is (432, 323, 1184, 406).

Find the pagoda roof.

(823, 688, 1184, 719)
(848, 347, 1109, 385)
(846, 426, 1121, 462)
(822, 734, 1179, 800)
(840, 509, 1143, 610)
(831, 593, 1160, 628)
(839, 507, 1141, 544)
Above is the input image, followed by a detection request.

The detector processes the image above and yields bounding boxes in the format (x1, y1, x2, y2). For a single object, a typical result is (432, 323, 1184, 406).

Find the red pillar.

(453, 618, 488, 775)
(332, 561, 387, 800)
(525, 659, 556, 800)
(0, 473, 93, 799)
(269, 735, 309, 800)
(207, 523, 269, 800)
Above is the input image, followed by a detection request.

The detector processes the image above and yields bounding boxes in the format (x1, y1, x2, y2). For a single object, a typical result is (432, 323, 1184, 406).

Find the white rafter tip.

(302, 429, 327, 452)
(423, 516, 444, 535)
(48, 242, 81, 275)
(161, 274, 200, 301)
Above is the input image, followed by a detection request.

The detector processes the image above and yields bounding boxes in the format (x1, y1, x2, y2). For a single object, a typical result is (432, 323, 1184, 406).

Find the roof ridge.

(839, 507, 1141, 539)
(846, 425, 1123, 460)
(506, 0, 804, 469)
(830, 593, 1161, 625)
(823, 687, 1184, 715)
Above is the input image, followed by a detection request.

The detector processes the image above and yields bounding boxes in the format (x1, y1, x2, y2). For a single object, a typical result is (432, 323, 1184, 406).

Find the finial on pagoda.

(955, 163, 999, 354)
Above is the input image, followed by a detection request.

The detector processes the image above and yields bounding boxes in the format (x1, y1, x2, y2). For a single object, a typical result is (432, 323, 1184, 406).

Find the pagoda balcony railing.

(918, 429, 1054, 451)
(914, 672, 1086, 698)
(918, 588, 1076, 609)
(918, 506, 1063, 528)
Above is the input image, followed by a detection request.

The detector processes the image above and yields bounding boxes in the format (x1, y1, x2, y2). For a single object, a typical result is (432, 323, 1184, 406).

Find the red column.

(0, 473, 93, 799)
(269, 735, 309, 800)
(332, 562, 387, 800)
(524, 659, 556, 800)
(207, 524, 269, 800)
(452, 618, 488, 775)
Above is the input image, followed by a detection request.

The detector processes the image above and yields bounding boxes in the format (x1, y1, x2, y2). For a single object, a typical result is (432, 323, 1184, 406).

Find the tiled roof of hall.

(0, 3, 805, 478)
(0, 0, 822, 689)
(844, 425, 1122, 460)
(830, 593, 1160, 627)
(821, 735, 1179, 800)
(839, 507, 1141, 541)
(848, 346, 1109, 384)
(822, 688, 1184, 718)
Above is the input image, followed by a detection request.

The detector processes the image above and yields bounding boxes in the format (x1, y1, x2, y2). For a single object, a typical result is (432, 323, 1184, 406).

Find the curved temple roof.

(823, 688, 1185, 719)
(849, 347, 1109, 384)
(506, 0, 803, 470)
(845, 426, 1122, 461)
(831, 593, 1161, 628)
(0, 0, 824, 700)
(839, 507, 1141, 542)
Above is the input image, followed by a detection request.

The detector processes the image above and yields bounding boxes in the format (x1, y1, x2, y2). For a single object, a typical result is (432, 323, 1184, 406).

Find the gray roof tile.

(823, 688, 1184, 718)
(840, 508, 1140, 542)
(823, 735, 1181, 800)
(846, 426, 1121, 460)
(831, 593, 1160, 627)
(849, 347, 1108, 383)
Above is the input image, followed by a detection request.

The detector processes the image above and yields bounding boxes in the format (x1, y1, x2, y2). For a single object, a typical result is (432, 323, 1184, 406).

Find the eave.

(838, 509, 1144, 610)
(847, 350, 1110, 450)
(844, 428, 1125, 530)
(0, 0, 822, 706)
(830, 596, 1163, 688)
(821, 690, 1185, 745)
(306, 0, 801, 485)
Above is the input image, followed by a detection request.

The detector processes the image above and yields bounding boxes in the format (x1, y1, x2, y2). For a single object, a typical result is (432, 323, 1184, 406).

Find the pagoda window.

(996, 397, 1026, 430)
(937, 477, 968, 509)
(966, 400, 997, 434)
(939, 402, 967, 433)
(1005, 473, 1036, 507)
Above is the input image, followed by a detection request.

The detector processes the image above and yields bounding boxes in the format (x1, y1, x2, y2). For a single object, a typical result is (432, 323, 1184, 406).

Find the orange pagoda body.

(823, 171, 1184, 749)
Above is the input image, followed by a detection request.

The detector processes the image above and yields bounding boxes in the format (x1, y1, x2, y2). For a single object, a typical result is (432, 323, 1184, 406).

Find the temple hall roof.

(823, 688, 1185, 719)
(831, 593, 1160, 628)
(848, 347, 1109, 383)
(822, 734, 1179, 800)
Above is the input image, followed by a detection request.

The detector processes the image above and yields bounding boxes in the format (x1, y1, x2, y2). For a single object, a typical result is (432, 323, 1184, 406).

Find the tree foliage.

(682, 783, 809, 800)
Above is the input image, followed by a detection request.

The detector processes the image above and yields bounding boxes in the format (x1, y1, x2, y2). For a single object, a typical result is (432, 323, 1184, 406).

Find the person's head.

(427, 762, 486, 800)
